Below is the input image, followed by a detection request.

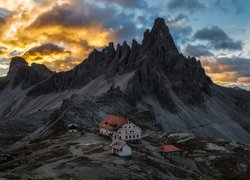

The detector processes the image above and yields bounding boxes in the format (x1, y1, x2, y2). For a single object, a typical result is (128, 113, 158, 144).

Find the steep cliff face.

(27, 18, 212, 109)
(126, 18, 212, 109)
(0, 56, 54, 90)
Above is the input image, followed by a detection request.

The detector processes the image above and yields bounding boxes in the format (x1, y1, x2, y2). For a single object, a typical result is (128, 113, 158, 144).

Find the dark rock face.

(0, 18, 212, 111)
(28, 18, 212, 107)
(7, 56, 28, 76)
(142, 18, 179, 56)
(126, 18, 212, 108)
(48, 91, 160, 133)
(0, 56, 54, 90)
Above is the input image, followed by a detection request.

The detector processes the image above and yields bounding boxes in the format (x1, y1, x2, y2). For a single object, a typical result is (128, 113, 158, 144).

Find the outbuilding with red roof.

(160, 145, 182, 156)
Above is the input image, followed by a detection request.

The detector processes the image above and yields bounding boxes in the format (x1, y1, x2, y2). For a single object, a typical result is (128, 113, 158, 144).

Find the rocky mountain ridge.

(0, 18, 250, 148)
(27, 19, 211, 104)
(0, 56, 54, 90)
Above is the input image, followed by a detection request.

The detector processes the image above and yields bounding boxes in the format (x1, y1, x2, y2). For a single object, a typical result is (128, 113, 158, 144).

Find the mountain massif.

(0, 18, 250, 149)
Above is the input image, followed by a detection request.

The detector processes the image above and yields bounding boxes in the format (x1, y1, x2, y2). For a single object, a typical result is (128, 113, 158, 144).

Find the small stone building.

(68, 123, 78, 133)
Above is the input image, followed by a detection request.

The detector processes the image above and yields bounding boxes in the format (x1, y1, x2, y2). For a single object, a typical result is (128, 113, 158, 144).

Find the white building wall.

(100, 127, 113, 137)
(113, 121, 141, 142)
(69, 129, 77, 133)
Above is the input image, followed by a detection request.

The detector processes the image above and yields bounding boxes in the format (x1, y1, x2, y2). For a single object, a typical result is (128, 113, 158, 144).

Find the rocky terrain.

(0, 18, 250, 179)
(0, 131, 249, 179)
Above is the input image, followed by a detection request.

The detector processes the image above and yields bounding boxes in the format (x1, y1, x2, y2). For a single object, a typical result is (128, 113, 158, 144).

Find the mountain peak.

(151, 18, 169, 33)
(4, 56, 54, 89)
(142, 18, 179, 55)
(9, 56, 28, 67)
(8, 56, 28, 76)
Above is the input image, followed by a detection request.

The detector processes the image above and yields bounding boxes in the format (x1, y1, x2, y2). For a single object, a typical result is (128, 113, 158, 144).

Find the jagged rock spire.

(8, 56, 28, 76)
(142, 18, 179, 55)
(6, 56, 54, 89)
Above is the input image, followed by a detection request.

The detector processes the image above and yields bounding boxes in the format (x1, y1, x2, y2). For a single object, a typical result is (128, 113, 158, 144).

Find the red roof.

(100, 115, 128, 131)
(160, 145, 181, 152)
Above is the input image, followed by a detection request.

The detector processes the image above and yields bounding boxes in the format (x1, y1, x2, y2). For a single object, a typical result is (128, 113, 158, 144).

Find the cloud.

(0, 46, 7, 55)
(183, 44, 214, 57)
(0, 0, 116, 72)
(24, 43, 70, 56)
(30, 1, 114, 28)
(104, 12, 143, 42)
(214, 0, 244, 15)
(23, 43, 71, 64)
(167, 0, 205, 13)
(200, 56, 250, 88)
(101, 0, 148, 9)
(238, 77, 250, 83)
(0, 57, 9, 76)
(165, 14, 192, 43)
(9, 50, 22, 57)
(194, 26, 242, 50)
(0, 7, 11, 18)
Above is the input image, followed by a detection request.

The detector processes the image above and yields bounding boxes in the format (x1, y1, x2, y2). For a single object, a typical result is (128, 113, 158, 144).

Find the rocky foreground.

(0, 131, 249, 179)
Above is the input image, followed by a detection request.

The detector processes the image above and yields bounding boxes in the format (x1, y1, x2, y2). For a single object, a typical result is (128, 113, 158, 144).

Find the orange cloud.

(0, 0, 116, 72)
(238, 77, 250, 83)
(200, 56, 250, 89)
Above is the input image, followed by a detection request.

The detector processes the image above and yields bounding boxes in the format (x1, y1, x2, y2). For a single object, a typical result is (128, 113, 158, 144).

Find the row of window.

(124, 125, 136, 129)
(114, 135, 140, 139)
(125, 135, 139, 139)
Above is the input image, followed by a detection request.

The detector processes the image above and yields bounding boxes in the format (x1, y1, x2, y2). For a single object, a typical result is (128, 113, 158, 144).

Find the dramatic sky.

(0, 0, 250, 90)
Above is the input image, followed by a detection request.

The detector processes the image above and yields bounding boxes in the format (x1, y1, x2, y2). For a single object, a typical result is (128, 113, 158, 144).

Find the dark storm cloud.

(217, 57, 250, 76)
(194, 26, 242, 50)
(30, 1, 114, 28)
(183, 44, 214, 57)
(202, 57, 250, 77)
(136, 16, 147, 26)
(29, 0, 141, 44)
(104, 12, 143, 42)
(102, 0, 148, 9)
(24, 43, 70, 56)
(167, 0, 205, 13)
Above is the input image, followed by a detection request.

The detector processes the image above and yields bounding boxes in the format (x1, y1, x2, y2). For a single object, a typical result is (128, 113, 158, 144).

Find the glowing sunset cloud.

(0, 0, 115, 71)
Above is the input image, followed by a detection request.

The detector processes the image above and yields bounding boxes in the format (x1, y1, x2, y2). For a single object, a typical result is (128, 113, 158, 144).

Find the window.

(133, 135, 135, 138)
(129, 136, 131, 138)
(119, 137, 121, 139)
(137, 135, 139, 138)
